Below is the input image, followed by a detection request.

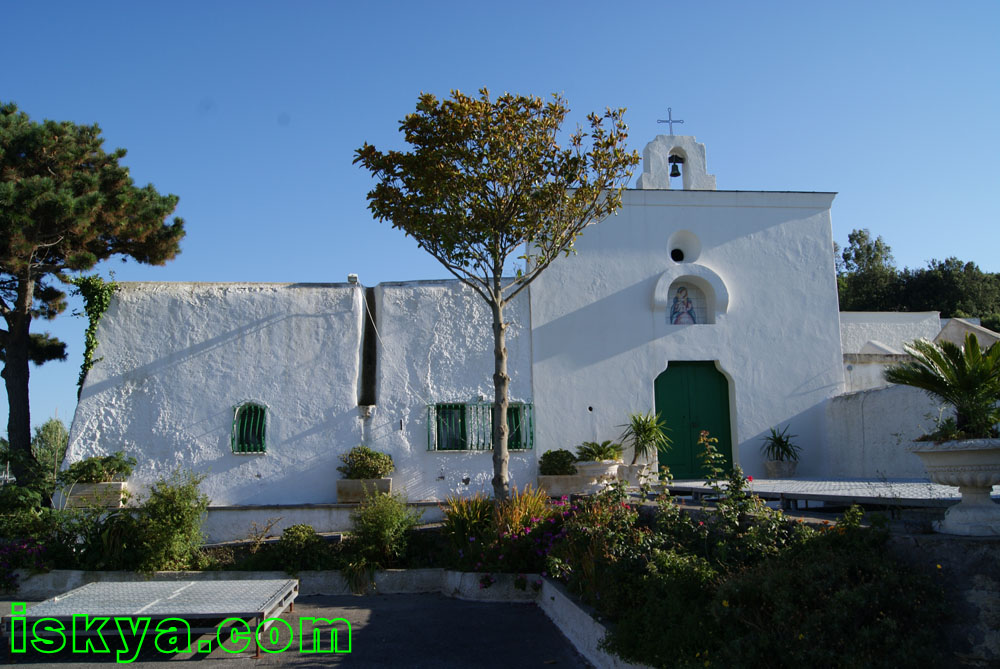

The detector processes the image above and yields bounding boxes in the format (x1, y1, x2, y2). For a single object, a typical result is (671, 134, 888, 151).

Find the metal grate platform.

(2, 578, 298, 658)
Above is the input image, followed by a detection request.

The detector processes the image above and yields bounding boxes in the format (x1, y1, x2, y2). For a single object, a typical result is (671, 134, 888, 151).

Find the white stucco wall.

(529, 188, 844, 478)
(825, 384, 941, 478)
(67, 280, 535, 510)
(67, 283, 365, 506)
(366, 280, 533, 500)
(839, 311, 941, 354)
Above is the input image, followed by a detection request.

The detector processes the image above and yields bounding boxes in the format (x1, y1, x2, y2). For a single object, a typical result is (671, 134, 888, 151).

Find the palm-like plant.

(884, 333, 1000, 439)
(619, 411, 672, 464)
(575, 440, 623, 462)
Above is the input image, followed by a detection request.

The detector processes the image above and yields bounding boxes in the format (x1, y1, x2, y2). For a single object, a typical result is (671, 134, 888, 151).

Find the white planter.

(575, 461, 621, 493)
(912, 438, 1000, 536)
(336, 478, 392, 503)
(763, 460, 797, 479)
(618, 463, 652, 487)
(537, 474, 588, 497)
(63, 482, 127, 509)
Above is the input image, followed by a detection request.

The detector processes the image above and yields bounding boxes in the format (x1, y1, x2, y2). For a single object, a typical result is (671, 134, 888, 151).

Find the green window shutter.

(233, 403, 267, 454)
(435, 403, 467, 450)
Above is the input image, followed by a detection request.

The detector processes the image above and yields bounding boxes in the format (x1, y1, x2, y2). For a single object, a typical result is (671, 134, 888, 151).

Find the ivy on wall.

(70, 274, 118, 397)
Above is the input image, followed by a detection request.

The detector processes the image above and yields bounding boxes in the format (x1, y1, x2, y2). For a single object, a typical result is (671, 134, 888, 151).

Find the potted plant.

(537, 449, 582, 497)
(759, 425, 801, 479)
(575, 440, 623, 492)
(336, 445, 395, 503)
(618, 411, 672, 486)
(59, 452, 136, 508)
(884, 333, 1000, 535)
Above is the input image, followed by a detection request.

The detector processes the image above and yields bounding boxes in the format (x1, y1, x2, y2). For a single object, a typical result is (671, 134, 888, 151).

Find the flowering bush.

(0, 540, 45, 593)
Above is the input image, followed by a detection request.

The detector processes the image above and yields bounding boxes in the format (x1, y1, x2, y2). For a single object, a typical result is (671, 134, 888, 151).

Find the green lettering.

(30, 618, 66, 654)
(217, 618, 251, 654)
(8, 603, 26, 653)
(298, 616, 352, 653)
(256, 618, 292, 654)
(153, 618, 191, 654)
(71, 614, 110, 653)
(113, 617, 151, 664)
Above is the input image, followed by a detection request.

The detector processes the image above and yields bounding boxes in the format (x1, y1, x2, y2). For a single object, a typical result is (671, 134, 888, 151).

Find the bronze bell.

(670, 163, 681, 178)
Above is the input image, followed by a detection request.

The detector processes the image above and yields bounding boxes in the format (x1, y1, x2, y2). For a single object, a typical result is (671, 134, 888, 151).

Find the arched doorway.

(654, 362, 733, 480)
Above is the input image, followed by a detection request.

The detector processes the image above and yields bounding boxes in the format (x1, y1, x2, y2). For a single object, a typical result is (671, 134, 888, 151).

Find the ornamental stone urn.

(575, 461, 621, 493)
(911, 439, 1000, 536)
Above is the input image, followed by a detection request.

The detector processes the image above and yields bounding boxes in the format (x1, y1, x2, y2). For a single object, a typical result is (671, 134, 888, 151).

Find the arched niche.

(653, 264, 729, 325)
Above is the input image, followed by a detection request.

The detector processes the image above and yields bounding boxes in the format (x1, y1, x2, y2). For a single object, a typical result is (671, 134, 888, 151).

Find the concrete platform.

(665, 477, 1000, 509)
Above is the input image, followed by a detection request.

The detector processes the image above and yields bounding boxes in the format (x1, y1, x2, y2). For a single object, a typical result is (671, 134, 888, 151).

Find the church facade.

(64, 134, 931, 539)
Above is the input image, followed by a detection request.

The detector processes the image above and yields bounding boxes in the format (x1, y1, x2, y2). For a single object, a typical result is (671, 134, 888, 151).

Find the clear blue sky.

(2, 1, 999, 433)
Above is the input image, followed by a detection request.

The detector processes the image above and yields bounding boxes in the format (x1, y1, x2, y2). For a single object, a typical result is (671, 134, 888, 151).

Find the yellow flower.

(936, 564, 942, 569)
(798, 634, 804, 640)
(722, 600, 729, 607)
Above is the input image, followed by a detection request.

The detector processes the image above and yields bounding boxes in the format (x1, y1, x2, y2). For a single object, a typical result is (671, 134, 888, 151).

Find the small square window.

(435, 403, 467, 451)
(233, 403, 267, 454)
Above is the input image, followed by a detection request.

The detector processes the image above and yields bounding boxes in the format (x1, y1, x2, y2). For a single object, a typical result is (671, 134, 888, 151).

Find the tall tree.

(0, 102, 184, 487)
(837, 228, 900, 311)
(355, 89, 638, 500)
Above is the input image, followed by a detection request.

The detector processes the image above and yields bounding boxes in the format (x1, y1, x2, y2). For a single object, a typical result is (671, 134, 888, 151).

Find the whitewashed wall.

(839, 311, 941, 354)
(67, 280, 535, 512)
(366, 280, 533, 500)
(67, 283, 365, 506)
(825, 384, 941, 478)
(529, 189, 845, 478)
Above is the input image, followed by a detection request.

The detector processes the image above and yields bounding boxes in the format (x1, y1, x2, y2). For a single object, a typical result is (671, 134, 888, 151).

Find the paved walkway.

(665, 477, 1000, 508)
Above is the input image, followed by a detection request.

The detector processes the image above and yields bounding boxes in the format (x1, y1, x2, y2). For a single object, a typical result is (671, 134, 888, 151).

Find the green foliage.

(336, 444, 395, 479)
(619, 410, 672, 465)
(441, 492, 496, 552)
(59, 451, 136, 484)
(347, 491, 422, 568)
(575, 440, 622, 462)
(273, 524, 335, 572)
(69, 274, 118, 396)
(131, 468, 209, 572)
(710, 510, 947, 668)
(0, 101, 185, 483)
(0, 484, 42, 511)
(355, 89, 638, 500)
(538, 449, 577, 475)
(759, 425, 801, 462)
(697, 430, 727, 484)
(885, 333, 1000, 438)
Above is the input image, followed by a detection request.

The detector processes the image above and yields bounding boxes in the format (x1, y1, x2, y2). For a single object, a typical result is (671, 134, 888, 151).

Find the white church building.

(65, 134, 947, 540)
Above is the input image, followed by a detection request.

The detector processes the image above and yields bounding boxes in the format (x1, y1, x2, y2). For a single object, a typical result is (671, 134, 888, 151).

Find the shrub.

(538, 449, 577, 475)
(495, 485, 550, 536)
(347, 491, 421, 567)
(441, 492, 496, 554)
(59, 452, 136, 485)
(0, 540, 45, 593)
(0, 484, 42, 511)
(711, 510, 947, 668)
(336, 445, 395, 479)
(132, 468, 209, 572)
(272, 524, 335, 572)
(575, 440, 622, 462)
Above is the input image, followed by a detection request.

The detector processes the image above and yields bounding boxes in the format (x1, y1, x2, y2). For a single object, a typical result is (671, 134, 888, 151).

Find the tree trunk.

(490, 287, 510, 502)
(2, 275, 38, 488)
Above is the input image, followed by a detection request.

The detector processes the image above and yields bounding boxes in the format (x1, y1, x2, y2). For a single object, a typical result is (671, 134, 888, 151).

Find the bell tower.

(635, 135, 717, 191)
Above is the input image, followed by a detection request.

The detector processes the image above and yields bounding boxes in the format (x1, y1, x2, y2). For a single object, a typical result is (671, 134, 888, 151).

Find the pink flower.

(747, 475, 753, 482)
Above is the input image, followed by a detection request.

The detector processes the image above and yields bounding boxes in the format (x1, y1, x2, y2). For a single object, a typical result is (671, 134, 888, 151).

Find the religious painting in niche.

(668, 282, 707, 325)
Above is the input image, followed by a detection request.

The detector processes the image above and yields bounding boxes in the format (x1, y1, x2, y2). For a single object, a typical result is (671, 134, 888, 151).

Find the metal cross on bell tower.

(656, 108, 684, 135)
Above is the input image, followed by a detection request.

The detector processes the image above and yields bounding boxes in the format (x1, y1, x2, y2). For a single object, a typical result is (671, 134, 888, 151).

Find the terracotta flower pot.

(763, 460, 797, 479)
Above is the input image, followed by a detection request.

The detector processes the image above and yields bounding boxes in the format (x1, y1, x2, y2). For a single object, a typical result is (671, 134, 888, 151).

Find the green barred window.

(428, 402, 533, 451)
(232, 403, 267, 454)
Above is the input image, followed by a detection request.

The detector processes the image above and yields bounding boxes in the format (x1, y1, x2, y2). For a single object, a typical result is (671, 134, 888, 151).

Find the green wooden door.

(654, 362, 733, 480)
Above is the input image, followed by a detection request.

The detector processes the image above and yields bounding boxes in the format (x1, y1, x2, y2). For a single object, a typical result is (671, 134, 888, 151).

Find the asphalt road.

(2, 593, 592, 667)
